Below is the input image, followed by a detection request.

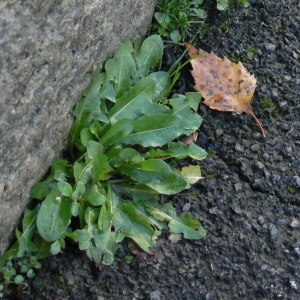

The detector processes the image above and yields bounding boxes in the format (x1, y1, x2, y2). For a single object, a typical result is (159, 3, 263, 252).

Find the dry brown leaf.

(185, 43, 265, 137)
(179, 131, 198, 145)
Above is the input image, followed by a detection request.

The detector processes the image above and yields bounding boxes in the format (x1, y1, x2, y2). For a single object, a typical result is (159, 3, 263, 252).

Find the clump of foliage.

(217, 0, 250, 10)
(0, 35, 207, 288)
(0, 256, 41, 295)
(152, 0, 208, 43)
(152, 0, 250, 42)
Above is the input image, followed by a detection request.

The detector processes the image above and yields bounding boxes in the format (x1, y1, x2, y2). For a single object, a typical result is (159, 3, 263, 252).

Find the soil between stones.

(3, 0, 300, 299)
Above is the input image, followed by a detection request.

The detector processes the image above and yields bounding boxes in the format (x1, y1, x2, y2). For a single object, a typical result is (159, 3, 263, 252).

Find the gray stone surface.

(0, 0, 156, 254)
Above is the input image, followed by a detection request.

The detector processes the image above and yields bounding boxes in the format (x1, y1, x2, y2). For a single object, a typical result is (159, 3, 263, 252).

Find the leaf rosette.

(0, 35, 207, 269)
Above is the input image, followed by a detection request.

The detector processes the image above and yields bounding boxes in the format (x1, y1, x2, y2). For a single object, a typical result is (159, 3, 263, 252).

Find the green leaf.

(73, 162, 90, 184)
(170, 94, 203, 136)
(154, 12, 171, 27)
(85, 184, 106, 206)
(87, 231, 119, 265)
(50, 240, 61, 255)
(80, 127, 94, 147)
(57, 181, 72, 197)
(14, 275, 25, 284)
(70, 226, 94, 251)
(217, 0, 229, 10)
(170, 30, 181, 43)
(135, 35, 164, 77)
(105, 147, 122, 165)
(30, 181, 56, 200)
(115, 183, 159, 201)
(148, 71, 170, 99)
(113, 200, 158, 252)
(70, 69, 108, 148)
(48, 159, 72, 181)
(71, 202, 80, 217)
(145, 142, 207, 161)
(37, 190, 73, 242)
(108, 77, 156, 123)
(86, 141, 113, 181)
(0, 247, 18, 269)
(120, 159, 189, 194)
(101, 118, 134, 147)
(85, 206, 99, 225)
(105, 37, 137, 97)
(30, 159, 72, 198)
(98, 204, 111, 232)
(171, 92, 202, 111)
(147, 202, 206, 239)
(67, 229, 92, 243)
(72, 181, 86, 201)
(191, 0, 204, 4)
(89, 122, 102, 138)
(98, 185, 117, 232)
(87, 140, 104, 160)
(99, 79, 116, 102)
(118, 148, 144, 164)
(239, 0, 250, 7)
(27, 238, 52, 260)
(15, 208, 38, 257)
(192, 8, 207, 19)
(181, 165, 203, 184)
(120, 113, 182, 147)
(92, 154, 113, 182)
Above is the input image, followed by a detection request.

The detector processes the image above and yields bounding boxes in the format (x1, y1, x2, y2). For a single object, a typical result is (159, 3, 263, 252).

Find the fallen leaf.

(179, 131, 198, 145)
(185, 43, 265, 137)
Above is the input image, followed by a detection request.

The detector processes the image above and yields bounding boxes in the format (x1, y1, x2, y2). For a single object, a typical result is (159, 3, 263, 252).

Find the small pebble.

(235, 143, 244, 152)
(290, 280, 298, 290)
(215, 128, 223, 138)
(209, 207, 223, 215)
(271, 89, 279, 98)
(290, 218, 300, 229)
(205, 293, 211, 300)
(253, 132, 262, 139)
(280, 123, 290, 131)
(260, 264, 269, 271)
(265, 43, 276, 51)
(63, 271, 75, 285)
(244, 221, 252, 230)
(276, 219, 289, 226)
(258, 216, 265, 224)
(271, 173, 281, 182)
(198, 132, 208, 147)
(279, 101, 288, 108)
(150, 290, 161, 300)
(268, 139, 276, 146)
(286, 146, 293, 153)
(294, 247, 300, 258)
(182, 203, 191, 212)
(251, 144, 260, 152)
(292, 51, 299, 59)
(234, 183, 242, 192)
(256, 162, 265, 170)
(269, 223, 279, 241)
(199, 104, 207, 114)
(295, 176, 300, 187)
(232, 205, 242, 214)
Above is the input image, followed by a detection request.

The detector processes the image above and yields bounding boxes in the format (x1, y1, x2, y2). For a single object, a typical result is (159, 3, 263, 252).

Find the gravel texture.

(3, 0, 300, 299)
